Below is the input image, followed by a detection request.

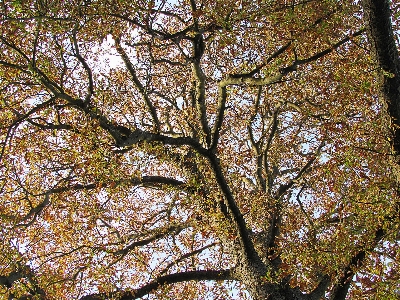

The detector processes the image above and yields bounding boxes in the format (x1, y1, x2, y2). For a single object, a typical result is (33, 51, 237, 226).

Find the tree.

(0, 0, 399, 299)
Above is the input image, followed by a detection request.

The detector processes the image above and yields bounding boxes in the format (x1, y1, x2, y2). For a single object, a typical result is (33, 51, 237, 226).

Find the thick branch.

(220, 29, 365, 88)
(247, 87, 266, 190)
(118, 128, 209, 155)
(296, 29, 365, 65)
(308, 276, 331, 300)
(191, 33, 211, 146)
(206, 153, 260, 262)
(58, 176, 186, 193)
(110, 13, 194, 42)
(0, 265, 45, 298)
(79, 269, 233, 300)
(330, 229, 385, 300)
(0, 271, 23, 288)
(220, 72, 284, 87)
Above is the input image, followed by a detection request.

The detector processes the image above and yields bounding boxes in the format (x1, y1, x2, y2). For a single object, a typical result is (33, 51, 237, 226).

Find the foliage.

(0, 0, 399, 299)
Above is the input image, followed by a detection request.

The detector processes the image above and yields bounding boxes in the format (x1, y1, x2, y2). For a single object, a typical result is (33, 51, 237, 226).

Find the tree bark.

(362, 0, 400, 153)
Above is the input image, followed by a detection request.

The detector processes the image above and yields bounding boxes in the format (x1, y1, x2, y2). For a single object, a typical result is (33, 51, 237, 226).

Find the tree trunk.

(362, 0, 400, 152)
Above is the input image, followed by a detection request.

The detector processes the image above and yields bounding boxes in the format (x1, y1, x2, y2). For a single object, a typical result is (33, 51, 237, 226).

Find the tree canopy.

(0, 0, 399, 299)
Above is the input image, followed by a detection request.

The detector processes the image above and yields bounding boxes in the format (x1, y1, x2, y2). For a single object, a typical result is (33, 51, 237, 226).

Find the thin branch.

(0, 35, 31, 62)
(267, 142, 324, 259)
(149, 9, 187, 24)
(210, 85, 227, 150)
(14, 176, 187, 227)
(266, 41, 292, 64)
(0, 96, 56, 162)
(114, 36, 160, 131)
(31, 20, 42, 67)
(113, 224, 187, 257)
(16, 192, 51, 227)
(275, 141, 324, 199)
(264, 108, 280, 192)
(25, 118, 77, 132)
(0, 35, 67, 97)
(295, 185, 315, 228)
(228, 41, 292, 79)
(72, 24, 94, 104)
(0, 59, 29, 71)
(159, 242, 218, 275)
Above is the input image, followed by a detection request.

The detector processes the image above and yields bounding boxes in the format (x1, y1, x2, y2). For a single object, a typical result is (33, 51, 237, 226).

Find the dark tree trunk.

(362, 0, 400, 153)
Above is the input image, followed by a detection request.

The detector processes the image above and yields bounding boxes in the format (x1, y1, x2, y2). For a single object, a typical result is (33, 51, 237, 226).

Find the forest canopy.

(0, 0, 400, 299)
